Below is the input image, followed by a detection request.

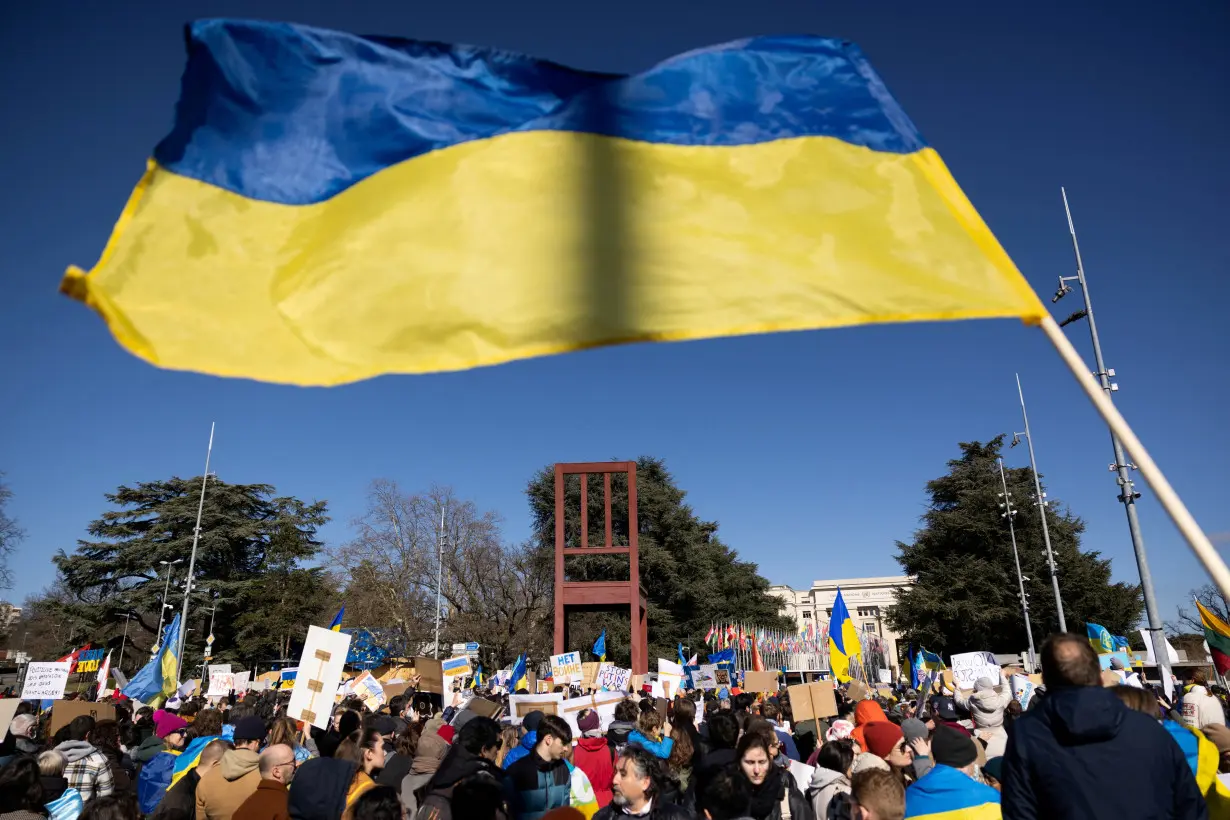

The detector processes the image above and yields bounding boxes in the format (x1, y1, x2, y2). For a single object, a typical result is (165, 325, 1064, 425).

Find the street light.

(152, 559, 184, 656)
(117, 612, 134, 674)
(177, 423, 215, 682)
(997, 458, 1037, 671)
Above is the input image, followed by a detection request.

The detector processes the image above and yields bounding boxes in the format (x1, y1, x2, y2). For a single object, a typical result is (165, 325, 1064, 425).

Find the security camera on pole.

(1052, 189, 1170, 686)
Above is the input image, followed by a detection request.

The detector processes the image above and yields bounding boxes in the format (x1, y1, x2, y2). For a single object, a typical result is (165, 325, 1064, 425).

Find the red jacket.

(573, 737, 615, 807)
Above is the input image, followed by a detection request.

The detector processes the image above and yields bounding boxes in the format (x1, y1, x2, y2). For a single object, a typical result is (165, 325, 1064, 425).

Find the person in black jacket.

(693, 710, 739, 808)
(418, 717, 504, 820)
(1002, 633, 1206, 820)
(594, 745, 690, 820)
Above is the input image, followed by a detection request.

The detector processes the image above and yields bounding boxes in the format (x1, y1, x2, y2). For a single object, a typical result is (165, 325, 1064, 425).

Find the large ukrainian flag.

(829, 587, 862, 683)
(62, 20, 1046, 387)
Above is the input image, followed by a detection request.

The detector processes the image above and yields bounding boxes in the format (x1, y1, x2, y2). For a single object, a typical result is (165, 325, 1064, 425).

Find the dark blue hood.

(1038, 685, 1125, 745)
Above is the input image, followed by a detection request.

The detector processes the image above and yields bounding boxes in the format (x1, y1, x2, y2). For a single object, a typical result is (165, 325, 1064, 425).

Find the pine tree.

(886, 437, 1142, 655)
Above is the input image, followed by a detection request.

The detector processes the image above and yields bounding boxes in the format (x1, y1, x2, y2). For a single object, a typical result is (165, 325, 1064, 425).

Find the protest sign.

(442, 656, 472, 678)
(20, 662, 71, 700)
(950, 651, 1001, 690)
(382, 682, 410, 702)
(581, 662, 601, 690)
(877, 669, 892, 684)
(464, 697, 504, 720)
(787, 681, 839, 722)
(508, 693, 564, 723)
(1097, 651, 1132, 671)
(233, 671, 251, 692)
(788, 759, 815, 793)
(0, 700, 20, 741)
(286, 626, 352, 730)
(353, 671, 386, 711)
(714, 669, 731, 687)
(49, 702, 115, 736)
(414, 657, 444, 694)
(658, 658, 684, 677)
(1010, 674, 1035, 709)
(743, 671, 778, 693)
(596, 664, 631, 692)
(561, 691, 624, 736)
(551, 652, 583, 684)
(693, 665, 718, 690)
(207, 665, 235, 697)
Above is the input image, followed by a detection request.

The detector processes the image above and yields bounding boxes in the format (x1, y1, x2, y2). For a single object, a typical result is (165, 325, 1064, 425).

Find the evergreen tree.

(52, 476, 333, 670)
(886, 437, 1143, 655)
(525, 457, 792, 666)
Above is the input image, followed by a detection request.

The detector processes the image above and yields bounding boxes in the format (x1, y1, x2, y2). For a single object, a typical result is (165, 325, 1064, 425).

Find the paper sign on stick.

(20, 662, 71, 701)
(49, 702, 115, 736)
(787, 682, 839, 722)
(743, 671, 778, 693)
(581, 663, 601, 690)
(550, 652, 583, 684)
(287, 626, 352, 730)
(950, 652, 1001, 690)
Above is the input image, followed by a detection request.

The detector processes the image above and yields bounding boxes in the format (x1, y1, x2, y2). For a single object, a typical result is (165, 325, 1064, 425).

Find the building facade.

(769, 575, 914, 680)
(0, 602, 20, 634)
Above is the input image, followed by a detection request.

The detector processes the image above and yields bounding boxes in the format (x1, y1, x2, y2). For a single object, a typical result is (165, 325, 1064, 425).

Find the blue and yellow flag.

(125, 613, 181, 703)
(470, 664, 484, 690)
(510, 654, 528, 692)
(593, 630, 606, 663)
(829, 588, 862, 683)
(62, 19, 1045, 388)
(1087, 622, 1115, 654)
(911, 646, 945, 690)
(904, 765, 1001, 819)
(330, 606, 344, 632)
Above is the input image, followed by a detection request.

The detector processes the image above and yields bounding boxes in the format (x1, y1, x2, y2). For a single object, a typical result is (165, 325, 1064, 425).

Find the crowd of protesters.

(0, 632, 1228, 819)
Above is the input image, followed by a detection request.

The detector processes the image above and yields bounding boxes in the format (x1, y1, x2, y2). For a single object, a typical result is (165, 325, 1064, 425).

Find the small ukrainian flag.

(330, 606, 344, 632)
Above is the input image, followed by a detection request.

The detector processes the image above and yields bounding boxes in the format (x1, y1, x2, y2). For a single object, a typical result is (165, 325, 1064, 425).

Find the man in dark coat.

(1001, 633, 1206, 820)
(418, 717, 504, 820)
(150, 739, 230, 820)
(233, 744, 295, 820)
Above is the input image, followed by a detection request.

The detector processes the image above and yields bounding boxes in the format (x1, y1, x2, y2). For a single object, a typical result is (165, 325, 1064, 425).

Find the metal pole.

(434, 502, 445, 659)
(1016, 374, 1067, 632)
(998, 458, 1037, 670)
(118, 613, 131, 674)
(1060, 189, 1169, 682)
(177, 423, 215, 682)
(153, 562, 175, 657)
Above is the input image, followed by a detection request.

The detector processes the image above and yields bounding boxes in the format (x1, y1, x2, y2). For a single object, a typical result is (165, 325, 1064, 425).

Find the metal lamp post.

(998, 458, 1037, 671)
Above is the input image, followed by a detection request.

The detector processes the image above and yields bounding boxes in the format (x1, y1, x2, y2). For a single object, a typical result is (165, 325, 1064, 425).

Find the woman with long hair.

(0, 757, 47, 820)
(90, 720, 134, 794)
(335, 729, 386, 820)
(735, 731, 814, 820)
(267, 718, 312, 765)
(494, 726, 519, 769)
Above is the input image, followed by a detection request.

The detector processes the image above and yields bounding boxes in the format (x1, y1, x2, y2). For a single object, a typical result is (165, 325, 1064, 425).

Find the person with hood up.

(849, 703, 888, 753)
(195, 716, 266, 820)
(605, 702, 638, 755)
(806, 739, 854, 820)
(572, 711, 615, 809)
(417, 716, 505, 820)
(503, 713, 543, 771)
(1184, 671, 1228, 731)
(137, 713, 189, 814)
(399, 725, 449, 816)
(1001, 633, 1205, 820)
(952, 678, 1011, 758)
(152, 740, 230, 820)
(56, 716, 115, 803)
(903, 726, 999, 819)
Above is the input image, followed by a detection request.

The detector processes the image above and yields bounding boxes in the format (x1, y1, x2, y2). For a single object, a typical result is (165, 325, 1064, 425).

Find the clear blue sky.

(2, 1, 1227, 633)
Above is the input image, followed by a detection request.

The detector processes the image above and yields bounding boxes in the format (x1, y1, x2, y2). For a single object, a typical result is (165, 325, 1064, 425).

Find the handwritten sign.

(442, 656, 472, 678)
(20, 662, 71, 700)
(551, 652, 583, 684)
(207, 671, 235, 697)
(950, 651, 1001, 690)
(596, 664, 630, 692)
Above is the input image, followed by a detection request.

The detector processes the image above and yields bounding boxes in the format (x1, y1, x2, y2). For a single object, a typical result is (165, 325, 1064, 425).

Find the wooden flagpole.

(1040, 315, 1230, 600)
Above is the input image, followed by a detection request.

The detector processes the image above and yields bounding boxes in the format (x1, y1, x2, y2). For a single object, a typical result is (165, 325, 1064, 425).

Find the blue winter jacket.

(502, 730, 537, 770)
(1001, 684, 1205, 820)
(502, 750, 571, 820)
(627, 730, 673, 760)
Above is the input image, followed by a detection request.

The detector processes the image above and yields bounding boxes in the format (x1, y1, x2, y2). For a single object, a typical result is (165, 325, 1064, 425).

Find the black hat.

(522, 711, 544, 732)
(372, 716, 398, 736)
(930, 725, 976, 768)
(233, 716, 268, 743)
(933, 696, 959, 722)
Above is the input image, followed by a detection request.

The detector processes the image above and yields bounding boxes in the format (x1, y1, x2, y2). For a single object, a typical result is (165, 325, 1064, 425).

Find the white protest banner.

(508, 693, 564, 724)
(248, 680, 270, 692)
(1010, 674, 1035, 709)
(287, 626, 352, 730)
(551, 652, 583, 684)
(789, 759, 816, 793)
(207, 670, 235, 697)
(20, 662, 71, 700)
(693, 665, 718, 690)
(658, 658, 684, 677)
(233, 671, 252, 692)
(950, 651, 1001, 690)
(207, 664, 232, 677)
(596, 664, 631, 692)
(656, 660, 684, 699)
(877, 669, 892, 684)
(353, 671, 386, 711)
(560, 691, 625, 737)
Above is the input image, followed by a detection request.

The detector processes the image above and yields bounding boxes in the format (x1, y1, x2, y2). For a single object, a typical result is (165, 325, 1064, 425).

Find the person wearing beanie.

(863, 721, 915, 784)
(903, 726, 1000, 818)
(572, 709, 615, 808)
(900, 718, 934, 780)
(137, 714, 191, 814)
(501, 712, 542, 771)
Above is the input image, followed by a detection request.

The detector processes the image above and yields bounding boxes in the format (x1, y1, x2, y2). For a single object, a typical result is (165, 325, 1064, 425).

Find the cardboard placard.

(847, 680, 869, 702)
(465, 697, 504, 719)
(508, 693, 563, 723)
(20, 662, 71, 700)
(743, 671, 779, 693)
(49, 702, 116, 736)
(597, 664, 631, 692)
(561, 691, 624, 737)
(875, 686, 894, 701)
(787, 682, 839, 722)
(415, 657, 444, 695)
(442, 656, 472, 678)
(581, 663, 601, 690)
(383, 682, 411, 702)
